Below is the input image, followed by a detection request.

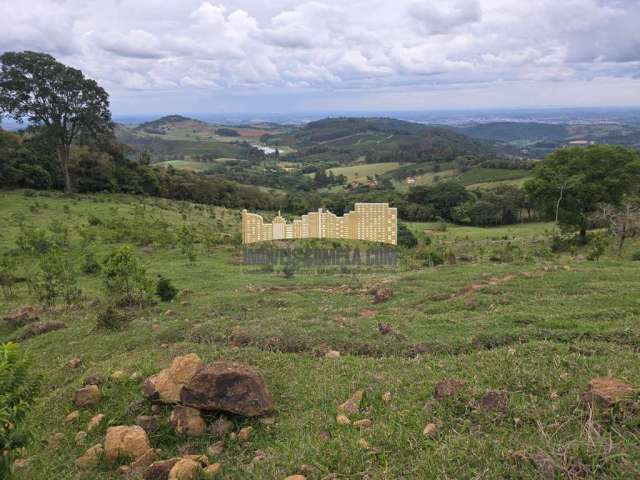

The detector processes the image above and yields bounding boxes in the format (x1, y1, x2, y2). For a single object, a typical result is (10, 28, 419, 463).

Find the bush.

(96, 306, 130, 330)
(0, 343, 39, 479)
(587, 233, 608, 262)
(631, 251, 640, 261)
(33, 247, 81, 305)
(155, 276, 178, 302)
(416, 249, 444, 267)
(16, 225, 51, 255)
(81, 251, 101, 275)
(397, 223, 418, 249)
(0, 256, 21, 299)
(282, 261, 297, 279)
(102, 245, 153, 307)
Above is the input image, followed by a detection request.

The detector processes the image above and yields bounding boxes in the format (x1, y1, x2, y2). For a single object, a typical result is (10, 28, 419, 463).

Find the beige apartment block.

(242, 203, 397, 245)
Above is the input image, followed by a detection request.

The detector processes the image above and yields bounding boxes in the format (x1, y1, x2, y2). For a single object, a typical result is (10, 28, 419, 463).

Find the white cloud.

(1, 0, 639, 112)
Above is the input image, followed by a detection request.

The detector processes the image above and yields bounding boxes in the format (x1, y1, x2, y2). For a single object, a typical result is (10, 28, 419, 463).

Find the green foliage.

(632, 251, 640, 261)
(16, 225, 51, 255)
(282, 261, 297, 279)
(526, 145, 640, 239)
(101, 245, 153, 307)
(96, 306, 129, 330)
(416, 248, 444, 267)
(587, 233, 609, 262)
(408, 181, 472, 221)
(0, 343, 38, 479)
(397, 223, 418, 248)
(178, 224, 196, 262)
(33, 247, 81, 305)
(155, 276, 178, 302)
(0, 255, 21, 299)
(81, 251, 101, 275)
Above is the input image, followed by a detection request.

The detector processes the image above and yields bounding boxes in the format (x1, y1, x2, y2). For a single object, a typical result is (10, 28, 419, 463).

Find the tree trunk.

(57, 144, 72, 193)
(579, 227, 587, 244)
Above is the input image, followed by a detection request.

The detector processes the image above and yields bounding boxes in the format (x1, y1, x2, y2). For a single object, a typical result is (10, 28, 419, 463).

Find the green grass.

(328, 162, 401, 182)
(1, 190, 640, 479)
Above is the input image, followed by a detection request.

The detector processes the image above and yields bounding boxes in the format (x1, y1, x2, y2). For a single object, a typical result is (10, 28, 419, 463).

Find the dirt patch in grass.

(17, 321, 66, 341)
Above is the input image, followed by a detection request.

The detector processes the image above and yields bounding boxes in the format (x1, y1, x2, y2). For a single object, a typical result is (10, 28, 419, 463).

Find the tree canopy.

(0, 51, 112, 192)
(525, 145, 640, 240)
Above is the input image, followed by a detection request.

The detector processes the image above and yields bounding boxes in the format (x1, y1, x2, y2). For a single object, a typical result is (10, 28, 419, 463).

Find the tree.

(593, 200, 640, 255)
(408, 181, 471, 221)
(525, 146, 640, 242)
(0, 51, 112, 193)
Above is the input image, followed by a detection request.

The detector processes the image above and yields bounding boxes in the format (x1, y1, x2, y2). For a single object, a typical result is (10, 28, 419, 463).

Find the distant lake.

(252, 144, 276, 154)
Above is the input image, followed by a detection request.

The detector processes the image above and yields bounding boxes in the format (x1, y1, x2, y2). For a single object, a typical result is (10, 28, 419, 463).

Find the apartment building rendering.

(242, 203, 397, 245)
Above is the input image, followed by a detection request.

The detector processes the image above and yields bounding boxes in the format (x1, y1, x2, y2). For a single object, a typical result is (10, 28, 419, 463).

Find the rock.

(284, 476, 306, 480)
(434, 379, 466, 401)
(168, 458, 202, 480)
(117, 465, 132, 475)
(104, 425, 151, 461)
(422, 423, 438, 438)
(111, 370, 127, 380)
(252, 450, 267, 463)
(581, 377, 634, 407)
(143, 353, 203, 404)
(181, 361, 274, 416)
(480, 390, 508, 412)
(237, 426, 253, 441)
(84, 375, 103, 386)
(75, 431, 88, 444)
(136, 415, 162, 433)
(17, 321, 65, 340)
(68, 357, 82, 369)
(209, 417, 234, 437)
(464, 297, 479, 310)
(377, 322, 393, 335)
(74, 384, 101, 407)
(325, 350, 341, 358)
(143, 458, 181, 480)
(337, 390, 364, 415)
(87, 414, 105, 432)
(354, 419, 372, 429)
(206, 441, 224, 457)
(13, 458, 29, 470)
(357, 438, 370, 449)
(131, 448, 160, 471)
(65, 410, 80, 423)
(48, 432, 64, 450)
(372, 287, 393, 304)
(204, 463, 221, 476)
(382, 391, 392, 404)
(336, 414, 351, 425)
(183, 454, 209, 466)
(171, 405, 206, 436)
(75, 444, 104, 469)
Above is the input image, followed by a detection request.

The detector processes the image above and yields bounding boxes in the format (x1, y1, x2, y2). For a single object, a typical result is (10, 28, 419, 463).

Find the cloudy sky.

(2, 0, 640, 114)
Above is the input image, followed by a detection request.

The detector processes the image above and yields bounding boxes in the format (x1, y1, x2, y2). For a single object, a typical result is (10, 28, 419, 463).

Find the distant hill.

(455, 122, 569, 143)
(134, 115, 209, 135)
(269, 117, 496, 164)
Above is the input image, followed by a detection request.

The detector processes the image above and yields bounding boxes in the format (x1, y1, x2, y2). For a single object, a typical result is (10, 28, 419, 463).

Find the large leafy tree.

(525, 145, 640, 242)
(408, 181, 471, 220)
(0, 51, 112, 193)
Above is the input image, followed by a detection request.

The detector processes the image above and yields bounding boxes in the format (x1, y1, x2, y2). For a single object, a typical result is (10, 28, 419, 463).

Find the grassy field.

(154, 160, 217, 172)
(1, 190, 640, 479)
(328, 163, 401, 182)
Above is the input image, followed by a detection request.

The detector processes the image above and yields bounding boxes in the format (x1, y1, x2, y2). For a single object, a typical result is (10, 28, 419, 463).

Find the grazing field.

(1, 191, 640, 479)
(328, 162, 401, 182)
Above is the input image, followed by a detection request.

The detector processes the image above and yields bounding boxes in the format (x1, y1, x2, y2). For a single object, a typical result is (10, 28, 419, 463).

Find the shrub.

(16, 225, 51, 255)
(102, 245, 153, 307)
(397, 223, 418, 248)
(0, 256, 21, 299)
(155, 276, 178, 302)
(587, 233, 608, 262)
(96, 306, 130, 330)
(282, 261, 297, 279)
(416, 249, 444, 267)
(631, 251, 640, 261)
(81, 251, 101, 275)
(0, 343, 39, 479)
(178, 224, 196, 262)
(33, 247, 81, 306)
(87, 214, 102, 226)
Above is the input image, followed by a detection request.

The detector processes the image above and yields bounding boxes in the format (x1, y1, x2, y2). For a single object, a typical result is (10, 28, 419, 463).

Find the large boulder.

(180, 361, 274, 416)
(143, 354, 203, 404)
(170, 405, 206, 436)
(104, 425, 151, 461)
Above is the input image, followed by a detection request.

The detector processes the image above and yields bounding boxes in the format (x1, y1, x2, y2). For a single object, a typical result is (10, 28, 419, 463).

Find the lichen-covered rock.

(170, 405, 206, 436)
(143, 353, 203, 404)
(104, 425, 151, 461)
(75, 444, 104, 469)
(180, 361, 274, 416)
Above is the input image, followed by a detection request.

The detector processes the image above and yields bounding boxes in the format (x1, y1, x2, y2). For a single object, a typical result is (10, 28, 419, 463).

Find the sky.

(1, 0, 640, 115)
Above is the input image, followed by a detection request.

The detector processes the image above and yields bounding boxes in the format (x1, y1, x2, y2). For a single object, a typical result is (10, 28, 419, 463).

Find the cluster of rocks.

(70, 353, 274, 479)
